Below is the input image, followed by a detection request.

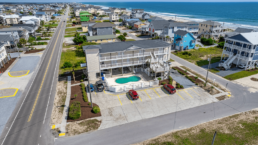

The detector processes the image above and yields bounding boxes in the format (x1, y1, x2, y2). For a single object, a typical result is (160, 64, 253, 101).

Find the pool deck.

(105, 73, 152, 86)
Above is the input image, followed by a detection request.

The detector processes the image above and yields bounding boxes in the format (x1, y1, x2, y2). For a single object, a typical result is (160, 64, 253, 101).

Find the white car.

(238, 64, 246, 69)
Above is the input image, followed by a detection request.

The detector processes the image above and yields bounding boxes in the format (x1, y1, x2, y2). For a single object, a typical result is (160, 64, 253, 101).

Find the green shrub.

(117, 35, 126, 41)
(88, 102, 91, 106)
(80, 79, 83, 82)
(37, 36, 42, 40)
(80, 83, 88, 102)
(93, 106, 100, 114)
(68, 101, 81, 119)
(161, 82, 167, 85)
(218, 42, 225, 48)
(115, 29, 120, 34)
(158, 78, 161, 81)
(123, 32, 127, 37)
(63, 61, 72, 68)
(103, 20, 110, 22)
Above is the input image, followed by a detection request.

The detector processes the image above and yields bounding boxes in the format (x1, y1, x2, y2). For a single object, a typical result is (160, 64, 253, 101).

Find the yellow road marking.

(8, 70, 30, 78)
(161, 87, 170, 95)
(176, 92, 185, 100)
(0, 88, 19, 99)
(59, 133, 65, 137)
(152, 89, 160, 97)
(183, 90, 193, 98)
(126, 93, 133, 103)
(51, 125, 55, 129)
(144, 90, 152, 99)
(117, 95, 123, 105)
(139, 96, 142, 101)
(27, 23, 64, 122)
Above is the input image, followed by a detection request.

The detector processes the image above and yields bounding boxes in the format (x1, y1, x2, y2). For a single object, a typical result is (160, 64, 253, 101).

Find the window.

(251, 53, 254, 57)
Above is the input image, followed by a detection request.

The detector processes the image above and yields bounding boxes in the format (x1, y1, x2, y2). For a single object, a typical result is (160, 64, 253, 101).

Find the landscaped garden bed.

(24, 49, 45, 54)
(0, 58, 16, 73)
(68, 84, 101, 122)
(225, 69, 258, 80)
(172, 67, 189, 75)
(60, 69, 86, 85)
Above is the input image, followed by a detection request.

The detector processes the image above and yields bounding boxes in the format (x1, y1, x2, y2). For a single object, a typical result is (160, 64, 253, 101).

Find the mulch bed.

(251, 77, 258, 82)
(172, 67, 189, 75)
(60, 69, 86, 85)
(0, 58, 17, 73)
(247, 68, 258, 72)
(67, 85, 101, 122)
(24, 49, 45, 54)
(188, 76, 204, 84)
(216, 95, 227, 101)
(159, 79, 169, 85)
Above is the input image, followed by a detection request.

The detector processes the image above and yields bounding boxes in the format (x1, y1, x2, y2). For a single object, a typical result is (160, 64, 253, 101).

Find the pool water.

(115, 76, 141, 84)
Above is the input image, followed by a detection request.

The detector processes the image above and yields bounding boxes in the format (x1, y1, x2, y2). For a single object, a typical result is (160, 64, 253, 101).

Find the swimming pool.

(115, 76, 141, 84)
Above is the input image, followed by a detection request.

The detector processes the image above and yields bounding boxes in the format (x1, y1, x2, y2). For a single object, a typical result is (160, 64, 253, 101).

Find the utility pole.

(205, 55, 211, 85)
(211, 131, 217, 145)
(87, 69, 93, 108)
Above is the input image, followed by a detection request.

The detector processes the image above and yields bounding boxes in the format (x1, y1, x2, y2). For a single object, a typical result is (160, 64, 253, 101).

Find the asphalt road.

(55, 53, 258, 145)
(0, 7, 68, 145)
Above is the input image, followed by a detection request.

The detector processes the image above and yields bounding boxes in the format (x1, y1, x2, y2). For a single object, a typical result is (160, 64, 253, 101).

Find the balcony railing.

(100, 61, 144, 69)
(100, 52, 151, 61)
(154, 51, 167, 55)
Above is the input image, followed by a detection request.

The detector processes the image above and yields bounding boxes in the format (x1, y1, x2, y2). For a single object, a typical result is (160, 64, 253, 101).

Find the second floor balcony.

(100, 60, 144, 69)
(100, 52, 152, 62)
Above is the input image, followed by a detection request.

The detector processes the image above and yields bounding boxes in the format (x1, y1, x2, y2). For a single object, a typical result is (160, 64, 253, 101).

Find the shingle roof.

(200, 20, 221, 26)
(151, 20, 169, 29)
(91, 22, 116, 28)
(83, 40, 170, 53)
(174, 30, 188, 36)
(87, 35, 116, 41)
(234, 27, 254, 33)
(0, 34, 14, 42)
(81, 22, 95, 27)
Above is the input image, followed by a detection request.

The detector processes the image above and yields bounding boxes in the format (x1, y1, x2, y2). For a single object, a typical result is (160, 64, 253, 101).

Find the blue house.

(173, 30, 196, 50)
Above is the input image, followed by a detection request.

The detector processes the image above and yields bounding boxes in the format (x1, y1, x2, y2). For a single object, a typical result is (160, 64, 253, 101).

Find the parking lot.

(91, 86, 218, 129)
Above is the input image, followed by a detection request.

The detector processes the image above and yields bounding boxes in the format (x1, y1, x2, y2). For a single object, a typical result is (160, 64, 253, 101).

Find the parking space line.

(152, 89, 160, 97)
(190, 88, 201, 96)
(125, 93, 133, 104)
(144, 90, 152, 99)
(116, 95, 123, 105)
(161, 87, 169, 96)
(176, 92, 185, 100)
(183, 90, 193, 98)
(138, 96, 142, 101)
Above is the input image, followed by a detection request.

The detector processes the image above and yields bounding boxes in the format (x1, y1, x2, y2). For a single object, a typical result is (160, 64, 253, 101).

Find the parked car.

(163, 84, 176, 94)
(95, 81, 104, 92)
(238, 64, 246, 69)
(87, 84, 94, 92)
(128, 90, 139, 100)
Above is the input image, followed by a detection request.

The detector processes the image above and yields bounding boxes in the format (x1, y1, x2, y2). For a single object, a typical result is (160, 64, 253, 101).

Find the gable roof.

(227, 32, 258, 44)
(91, 22, 116, 28)
(174, 30, 188, 36)
(0, 34, 14, 42)
(83, 40, 170, 53)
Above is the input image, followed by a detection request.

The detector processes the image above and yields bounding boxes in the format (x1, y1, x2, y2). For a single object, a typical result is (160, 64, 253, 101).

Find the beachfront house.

(0, 15, 20, 25)
(87, 22, 116, 43)
(0, 42, 11, 69)
(109, 12, 119, 22)
(142, 13, 150, 20)
(225, 27, 256, 38)
(219, 32, 258, 70)
(83, 40, 171, 82)
(148, 20, 169, 37)
(198, 20, 227, 40)
(131, 9, 144, 19)
(173, 30, 196, 50)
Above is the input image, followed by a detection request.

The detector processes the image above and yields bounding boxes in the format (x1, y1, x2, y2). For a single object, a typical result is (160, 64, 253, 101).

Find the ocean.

(83, 2, 258, 29)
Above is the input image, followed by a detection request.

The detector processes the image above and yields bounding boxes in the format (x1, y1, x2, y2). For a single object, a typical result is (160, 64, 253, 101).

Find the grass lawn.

(173, 47, 223, 66)
(209, 68, 220, 73)
(66, 24, 72, 27)
(65, 27, 81, 33)
(64, 35, 74, 37)
(44, 24, 58, 27)
(60, 49, 85, 74)
(125, 39, 135, 41)
(224, 69, 258, 80)
(140, 110, 258, 145)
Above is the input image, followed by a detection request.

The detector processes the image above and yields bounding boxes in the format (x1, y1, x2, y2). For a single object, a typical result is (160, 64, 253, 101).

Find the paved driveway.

(92, 86, 217, 130)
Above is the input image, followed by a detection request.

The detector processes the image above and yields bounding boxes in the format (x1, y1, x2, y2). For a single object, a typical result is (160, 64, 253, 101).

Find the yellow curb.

(51, 125, 55, 129)
(8, 70, 30, 78)
(227, 95, 231, 97)
(59, 133, 65, 137)
(0, 88, 19, 99)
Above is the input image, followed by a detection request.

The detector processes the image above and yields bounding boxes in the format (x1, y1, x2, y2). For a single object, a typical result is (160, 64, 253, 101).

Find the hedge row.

(176, 82, 184, 89)
(80, 83, 88, 102)
(68, 101, 81, 120)
(169, 76, 173, 85)
(173, 67, 187, 76)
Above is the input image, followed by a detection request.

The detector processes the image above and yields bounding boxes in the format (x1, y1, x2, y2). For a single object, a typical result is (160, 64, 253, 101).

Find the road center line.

(27, 23, 64, 122)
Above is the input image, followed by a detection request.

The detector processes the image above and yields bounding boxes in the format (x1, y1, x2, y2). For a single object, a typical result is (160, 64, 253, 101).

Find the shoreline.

(93, 4, 258, 30)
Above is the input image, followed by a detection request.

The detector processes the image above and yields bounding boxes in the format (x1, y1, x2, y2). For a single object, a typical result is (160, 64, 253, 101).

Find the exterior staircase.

(219, 54, 237, 70)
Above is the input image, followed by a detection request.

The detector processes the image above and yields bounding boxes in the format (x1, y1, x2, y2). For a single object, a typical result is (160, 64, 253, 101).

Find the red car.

(128, 90, 139, 100)
(163, 84, 176, 94)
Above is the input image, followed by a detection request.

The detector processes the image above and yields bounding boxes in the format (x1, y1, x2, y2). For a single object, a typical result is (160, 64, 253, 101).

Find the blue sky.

(2, 0, 258, 2)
